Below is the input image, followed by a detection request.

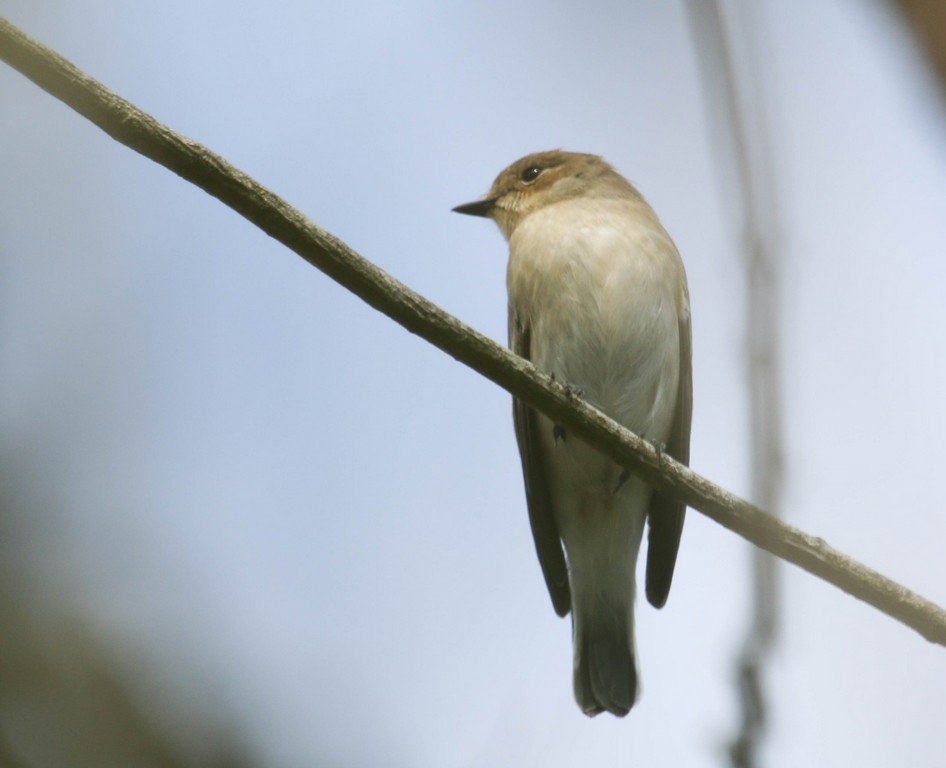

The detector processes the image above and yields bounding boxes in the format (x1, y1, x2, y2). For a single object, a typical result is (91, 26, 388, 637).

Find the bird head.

(452, 150, 640, 239)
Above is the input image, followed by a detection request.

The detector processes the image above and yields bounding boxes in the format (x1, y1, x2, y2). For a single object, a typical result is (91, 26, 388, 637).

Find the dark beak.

(452, 197, 497, 217)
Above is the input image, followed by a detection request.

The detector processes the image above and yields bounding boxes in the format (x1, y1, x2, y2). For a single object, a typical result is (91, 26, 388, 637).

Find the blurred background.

(2, 1, 946, 766)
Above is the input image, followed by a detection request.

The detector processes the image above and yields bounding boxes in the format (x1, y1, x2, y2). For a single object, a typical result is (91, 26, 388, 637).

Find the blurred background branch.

(687, 3, 783, 766)
(895, 0, 946, 94)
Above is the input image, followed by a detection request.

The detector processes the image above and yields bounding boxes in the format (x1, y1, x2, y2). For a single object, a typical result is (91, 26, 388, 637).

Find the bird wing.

(644, 300, 693, 609)
(509, 307, 571, 617)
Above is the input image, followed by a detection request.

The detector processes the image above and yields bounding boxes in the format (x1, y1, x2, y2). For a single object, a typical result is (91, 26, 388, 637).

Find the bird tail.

(572, 594, 638, 717)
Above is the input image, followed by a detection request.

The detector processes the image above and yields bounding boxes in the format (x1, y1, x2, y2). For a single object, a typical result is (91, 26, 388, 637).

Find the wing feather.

(644, 302, 693, 609)
(509, 307, 571, 617)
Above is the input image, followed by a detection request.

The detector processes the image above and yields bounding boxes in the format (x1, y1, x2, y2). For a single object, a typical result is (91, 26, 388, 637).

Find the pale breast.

(507, 197, 684, 439)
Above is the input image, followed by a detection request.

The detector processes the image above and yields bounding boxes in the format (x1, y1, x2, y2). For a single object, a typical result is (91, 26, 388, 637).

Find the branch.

(2, 16, 945, 646)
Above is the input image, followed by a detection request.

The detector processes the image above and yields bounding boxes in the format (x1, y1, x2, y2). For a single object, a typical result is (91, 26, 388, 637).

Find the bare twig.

(1, 16, 945, 647)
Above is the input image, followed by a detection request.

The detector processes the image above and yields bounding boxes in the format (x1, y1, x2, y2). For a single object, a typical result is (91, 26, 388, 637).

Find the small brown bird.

(454, 150, 692, 716)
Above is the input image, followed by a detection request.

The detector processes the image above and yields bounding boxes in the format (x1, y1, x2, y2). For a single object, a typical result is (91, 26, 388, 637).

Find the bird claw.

(651, 440, 667, 463)
(549, 372, 583, 400)
(563, 382, 584, 400)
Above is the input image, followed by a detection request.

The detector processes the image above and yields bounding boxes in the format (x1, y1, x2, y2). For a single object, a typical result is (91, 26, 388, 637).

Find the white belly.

(508, 198, 682, 443)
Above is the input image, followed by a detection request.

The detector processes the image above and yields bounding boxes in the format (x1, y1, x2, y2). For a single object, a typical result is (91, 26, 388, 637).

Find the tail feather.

(560, 480, 648, 717)
(573, 615, 638, 717)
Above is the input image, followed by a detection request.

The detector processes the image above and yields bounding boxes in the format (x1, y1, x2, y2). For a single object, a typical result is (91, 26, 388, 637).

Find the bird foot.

(563, 382, 584, 400)
(651, 440, 667, 464)
(549, 372, 584, 400)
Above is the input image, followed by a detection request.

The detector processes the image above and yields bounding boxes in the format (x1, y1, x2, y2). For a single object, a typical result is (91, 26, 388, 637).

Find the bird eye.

(521, 165, 543, 183)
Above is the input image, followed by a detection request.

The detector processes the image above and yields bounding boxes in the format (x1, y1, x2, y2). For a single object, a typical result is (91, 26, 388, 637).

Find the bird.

(453, 150, 692, 717)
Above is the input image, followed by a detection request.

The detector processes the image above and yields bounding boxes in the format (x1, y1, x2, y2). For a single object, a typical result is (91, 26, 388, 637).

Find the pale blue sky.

(2, 1, 946, 766)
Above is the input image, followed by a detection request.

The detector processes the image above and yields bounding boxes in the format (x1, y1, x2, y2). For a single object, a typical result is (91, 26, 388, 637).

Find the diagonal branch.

(2, 16, 945, 646)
